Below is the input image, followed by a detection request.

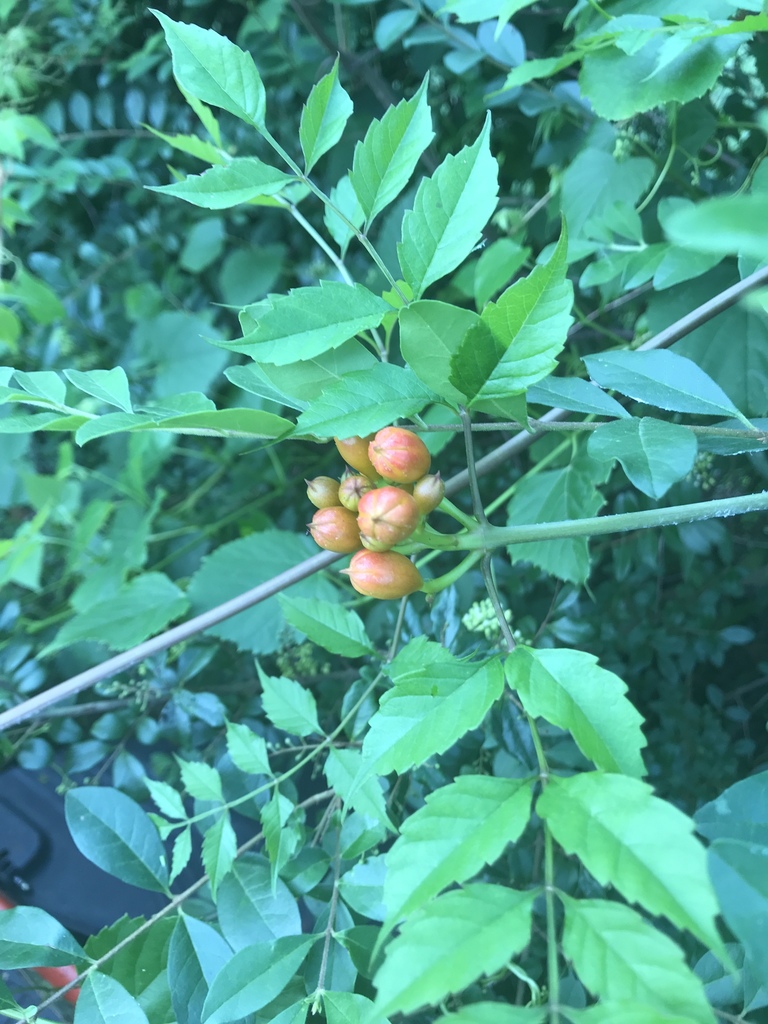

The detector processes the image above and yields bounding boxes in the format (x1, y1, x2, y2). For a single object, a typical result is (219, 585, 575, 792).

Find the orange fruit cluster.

(306, 427, 444, 599)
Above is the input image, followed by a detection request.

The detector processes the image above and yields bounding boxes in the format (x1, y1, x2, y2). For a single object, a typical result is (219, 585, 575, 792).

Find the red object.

(0, 891, 80, 1004)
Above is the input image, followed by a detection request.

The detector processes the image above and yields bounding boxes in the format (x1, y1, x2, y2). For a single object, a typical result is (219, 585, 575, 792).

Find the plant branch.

(33, 788, 335, 1012)
(447, 262, 768, 492)
(420, 491, 768, 552)
(0, 550, 339, 731)
(4, 267, 768, 730)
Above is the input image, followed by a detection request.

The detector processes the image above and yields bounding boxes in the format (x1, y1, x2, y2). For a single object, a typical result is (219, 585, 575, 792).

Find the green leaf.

(561, 896, 716, 1023)
(226, 721, 272, 776)
(216, 854, 302, 950)
(325, 174, 365, 255)
(177, 758, 224, 802)
(202, 935, 315, 1024)
(148, 158, 296, 209)
(145, 777, 187, 820)
(84, 916, 175, 1023)
(506, 647, 646, 777)
(261, 792, 300, 880)
(399, 114, 499, 298)
(384, 774, 533, 926)
(584, 350, 746, 422)
(537, 773, 724, 955)
(527, 375, 630, 419)
(171, 827, 193, 884)
(647, 265, 768, 417)
(324, 747, 394, 827)
(499, 53, 580, 89)
(324, 991, 388, 1024)
(350, 76, 434, 227)
(152, 11, 266, 126)
(442, 0, 537, 25)
(187, 530, 338, 656)
(587, 417, 698, 499)
(145, 127, 226, 165)
(579, 31, 743, 120)
(226, 339, 376, 412)
(168, 916, 233, 1024)
(202, 813, 238, 897)
(450, 225, 572, 404)
(375, 8, 419, 49)
(561, 150, 654, 240)
(664, 193, 768, 262)
(695, 770, 768, 845)
(43, 572, 189, 655)
(0, 906, 90, 969)
(362, 638, 505, 775)
(707, 838, 768, 989)
(506, 449, 609, 585)
(474, 238, 530, 309)
(339, 856, 387, 921)
(294, 363, 437, 438)
(399, 300, 478, 404)
(218, 281, 390, 364)
(300, 58, 353, 172)
(437, 1005, 546, 1024)
(260, 667, 322, 737)
(279, 595, 373, 657)
(66, 787, 169, 893)
(373, 884, 536, 1018)
(12, 369, 67, 405)
(77, 407, 292, 445)
(75, 973, 150, 1024)
(63, 367, 133, 412)
(0, 976, 19, 1014)
(570, 1004, 707, 1024)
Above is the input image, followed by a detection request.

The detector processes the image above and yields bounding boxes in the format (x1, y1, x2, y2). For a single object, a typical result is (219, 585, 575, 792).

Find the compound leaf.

(538, 773, 725, 957)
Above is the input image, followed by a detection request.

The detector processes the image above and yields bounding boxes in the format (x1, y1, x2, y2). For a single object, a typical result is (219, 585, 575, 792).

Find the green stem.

(261, 127, 405, 300)
(436, 496, 478, 530)
(427, 491, 768, 552)
(420, 550, 484, 594)
(526, 717, 559, 1022)
(637, 107, 677, 215)
(544, 827, 560, 1024)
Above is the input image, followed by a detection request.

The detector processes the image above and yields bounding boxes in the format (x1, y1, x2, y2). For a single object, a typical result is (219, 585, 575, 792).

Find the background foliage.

(1, 0, 768, 1021)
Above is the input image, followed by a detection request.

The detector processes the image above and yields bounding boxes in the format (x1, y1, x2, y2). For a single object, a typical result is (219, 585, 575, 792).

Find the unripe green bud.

(338, 474, 373, 512)
(412, 473, 445, 515)
(307, 476, 341, 509)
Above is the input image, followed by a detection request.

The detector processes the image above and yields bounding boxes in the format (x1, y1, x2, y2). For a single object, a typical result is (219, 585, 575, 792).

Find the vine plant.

(1, 9, 768, 1024)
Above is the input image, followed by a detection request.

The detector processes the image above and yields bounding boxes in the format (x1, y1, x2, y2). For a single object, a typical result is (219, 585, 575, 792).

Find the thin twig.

(0, 550, 339, 731)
